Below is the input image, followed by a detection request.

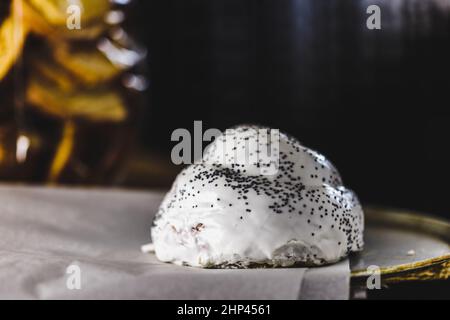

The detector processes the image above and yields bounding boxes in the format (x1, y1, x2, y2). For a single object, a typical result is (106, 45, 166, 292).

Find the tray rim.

(350, 206, 450, 282)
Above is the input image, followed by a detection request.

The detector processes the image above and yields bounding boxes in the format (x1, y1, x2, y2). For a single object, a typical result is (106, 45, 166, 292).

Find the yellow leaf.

(0, 0, 28, 81)
(26, 75, 127, 122)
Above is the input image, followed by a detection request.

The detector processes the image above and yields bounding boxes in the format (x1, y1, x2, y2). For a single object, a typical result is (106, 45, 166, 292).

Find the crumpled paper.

(0, 185, 350, 299)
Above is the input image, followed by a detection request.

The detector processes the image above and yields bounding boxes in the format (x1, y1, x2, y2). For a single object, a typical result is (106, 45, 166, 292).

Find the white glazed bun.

(151, 125, 364, 268)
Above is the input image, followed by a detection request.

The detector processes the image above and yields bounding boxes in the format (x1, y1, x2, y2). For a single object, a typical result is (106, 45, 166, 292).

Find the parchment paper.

(0, 185, 350, 300)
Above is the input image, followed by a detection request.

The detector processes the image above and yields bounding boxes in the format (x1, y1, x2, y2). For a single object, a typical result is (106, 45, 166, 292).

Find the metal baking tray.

(350, 207, 450, 285)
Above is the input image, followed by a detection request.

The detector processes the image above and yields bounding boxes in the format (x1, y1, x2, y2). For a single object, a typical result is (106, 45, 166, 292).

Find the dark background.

(131, 0, 450, 219)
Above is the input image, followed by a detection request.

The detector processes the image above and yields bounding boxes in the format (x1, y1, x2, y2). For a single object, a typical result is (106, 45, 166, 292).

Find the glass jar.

(0, 0, 147, 185)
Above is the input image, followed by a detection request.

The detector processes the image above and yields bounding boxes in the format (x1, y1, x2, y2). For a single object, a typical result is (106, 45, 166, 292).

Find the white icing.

(151, 125, 364, 267)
